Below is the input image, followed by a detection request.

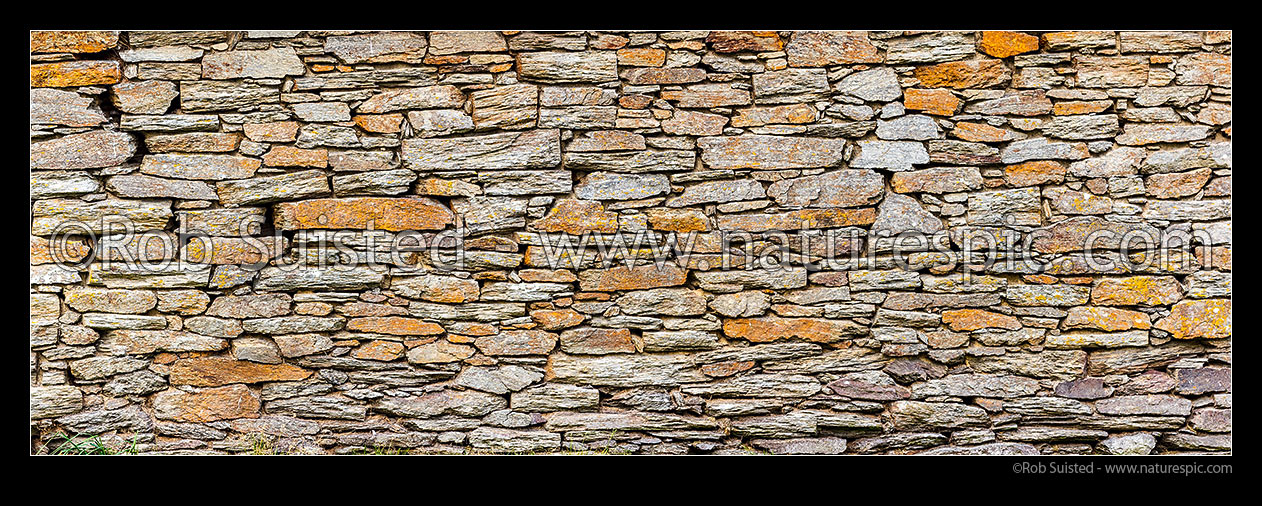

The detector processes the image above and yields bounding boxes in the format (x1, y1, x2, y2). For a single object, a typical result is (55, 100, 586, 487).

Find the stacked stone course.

(31, 30, 1230, 455)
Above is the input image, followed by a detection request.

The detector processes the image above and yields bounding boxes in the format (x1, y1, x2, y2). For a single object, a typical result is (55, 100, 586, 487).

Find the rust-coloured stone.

(706, 31, 784, 53)
(353, 114, 404, 133)
(31, 31, 118, 53)
(352, 340, 406, 361)
(531, 308, 586, 330)
(242, 121, 300, 142)
(647, 208, 710, 233)
(1155, 299, 1231, 340)
(347, 316, 445, 336)
(914, 60, 1011, 89)
(700, 360, 756, 377)
(1092, 276, 1182, 306)
(578, 264, 689, 291)
(152, 384, 261, 422)
(169, 357, 312, 386)
(263, 145, 328, 168)
(979, 31, 1040, 58)
(32, 60, 121, 87)
(952, 121, 1019, 143)
(717, 208, 877, 233)
(1062, 306, 1152, 331)
(617, 48, 666, 66)
(1004, 161, 1067, 187)
(474, 330, 558, 356)
(903, 88, 962, 116)
(941, 309, 1022, 331)
(723, 316, 861, 343)
(533, 199, 619, 235)
(274, 197, 454, 232)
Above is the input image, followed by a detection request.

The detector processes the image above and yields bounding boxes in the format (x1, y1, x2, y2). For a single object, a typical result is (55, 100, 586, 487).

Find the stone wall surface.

(30, 30, 1230, 455)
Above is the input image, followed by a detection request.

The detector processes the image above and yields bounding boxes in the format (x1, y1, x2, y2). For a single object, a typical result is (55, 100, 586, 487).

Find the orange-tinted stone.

(559, 327, 637, 354)
(617, 48, 666, 66)
(1053, 100, 1113, 115)
(242, 122, 299, 142)
(353, 114, 404, 133)
(274, 197, 454, 232)
(903, 88, 962, 116)
(1062, 306, 1151, 331)
(1155, 299, 1231, 339)
(578, 263, 689, 291)
(1004, 161, 1067, 187)
(730, 104, 815, 128)
(31, 60, 121, 87)
(1146, 168, 1212, 199)
(352, 340, 406, 361)
(952, 121, 1019, 143)
(31, 31, 118, 53)
(979, 31, 1041, 58)
(347, 316, 444, 336)
(519, 269, 578, 283)
(152, 384, 261, 422)
(717, 208, 877, 233)
(182, 236, 287, 265)
(722, 316, 860, 343)
(263, 145, 328, 168)
(30, 235, 90, 265)
(533, 199, 619, 235)
(474, 330, 558, 355)
(647, 208, 710, 233)
(706, 31, 784, 53)
(1091, 276, 1182, 306)
(941, 309, 1023, 331)
(531, 308, 586, 330)
(169, 357, 312, 386)
(700, 360, 756, 377)
(914, 60, 1011, 89)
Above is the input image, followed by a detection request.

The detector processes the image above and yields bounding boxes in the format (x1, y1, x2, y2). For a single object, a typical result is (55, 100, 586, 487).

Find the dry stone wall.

(30, 30, 1231, 455)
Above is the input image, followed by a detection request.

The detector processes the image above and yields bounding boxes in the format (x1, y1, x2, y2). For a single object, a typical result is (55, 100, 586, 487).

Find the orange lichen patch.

(182, 236, 287, 265)
(722, 316, 857, 343)
(941, 309, 1023, 331)
(263, 145, 328, 168)
(700, 360, 755, 377)
(952, 121, 1018, 143)
(979, 31, 1040, 58)
(274, 197, 454, 232)
(533, 199, 620, 235)
(530, 309, 586, 331)
(577, 264, 689, 291)
(347, 316, 445, 336)
(913, 60, 1011, 89)
(352, 340, 406, 361)
(717, 208, 877, 233)
(353, 114, 404, 133)
(169, 357, 312, 386)
(1053, 100, 1112, 115)
(647, 207, 710, 233)
(1155, 299, 1231, 340)
(242, 121, 300, 142)
(617, 48, 666, 67)
(31, 31, 118, 53)
(1091, 276, 1182, 306)
(706, 31, 783, 53)
(152, 384, 261, 423)
(903, 88, 962, 116)
(1004, 161, 1067, 187)
(31, 60, 121, 87)
(30, 235, 90, 265)
(730, 103, 818, 127)
(1062, 306, 1151, 331)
